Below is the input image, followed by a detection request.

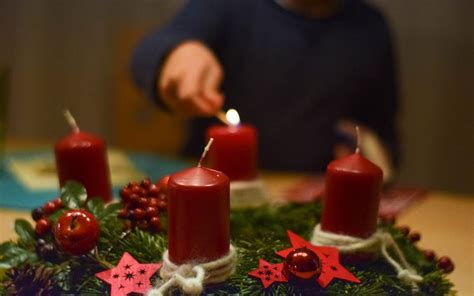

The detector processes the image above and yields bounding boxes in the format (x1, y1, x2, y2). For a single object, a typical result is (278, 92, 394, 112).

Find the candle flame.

(226, 109, 240, 126)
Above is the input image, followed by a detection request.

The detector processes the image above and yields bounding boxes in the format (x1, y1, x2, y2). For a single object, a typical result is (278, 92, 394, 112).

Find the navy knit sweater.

(131, 0, 398, 172)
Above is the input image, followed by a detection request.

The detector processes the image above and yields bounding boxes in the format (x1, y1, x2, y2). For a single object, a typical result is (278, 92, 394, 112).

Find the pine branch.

(0, 201, 454, 295)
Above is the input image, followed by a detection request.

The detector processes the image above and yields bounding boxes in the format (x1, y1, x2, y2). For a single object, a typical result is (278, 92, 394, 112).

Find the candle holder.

(310, 223, 423, 290)
(230, 178, 267, 208)
(149, 245, 237, 296)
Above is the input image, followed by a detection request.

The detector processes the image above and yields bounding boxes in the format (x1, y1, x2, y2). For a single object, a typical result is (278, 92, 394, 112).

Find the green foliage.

(0, 242, 37, 270)
(0, 196, 454, 295)
(48, 208, 68, 224)
(60, 181, 87, 209)
(0, 219, 37, 270)
(85, 197, 105, 217)
(14, 219, 35, 248)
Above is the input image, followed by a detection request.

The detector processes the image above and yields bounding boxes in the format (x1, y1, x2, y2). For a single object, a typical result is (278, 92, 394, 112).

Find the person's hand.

(158, 41, 224, 117)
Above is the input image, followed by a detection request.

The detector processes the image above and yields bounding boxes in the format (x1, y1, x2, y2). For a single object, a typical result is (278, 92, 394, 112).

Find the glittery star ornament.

(95, 252, 161, 296)
(248, 259, 288, 288)
(276, 230, 360, 288)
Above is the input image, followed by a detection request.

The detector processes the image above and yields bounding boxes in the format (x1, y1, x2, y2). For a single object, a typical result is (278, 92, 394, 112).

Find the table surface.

(1, 140, 473, 295)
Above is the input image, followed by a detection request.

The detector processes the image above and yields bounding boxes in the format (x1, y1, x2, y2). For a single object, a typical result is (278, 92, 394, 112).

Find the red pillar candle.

(206, 109, 258, 181)
(54, 111, 112, 202)
(321, 150, 383, 238)
(168, 166, 230, 264)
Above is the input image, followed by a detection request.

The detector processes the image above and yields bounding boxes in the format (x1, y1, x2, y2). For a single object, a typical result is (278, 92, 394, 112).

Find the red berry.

(437, 256, 454, 273)
(120, 188, 132, 202)
(145, 206, 159, 219)
(139, 188, 147, 197)
(43, 201, 57, 215)
(128, 209, 137, 221)
(149, 216, 160, 231)
(408, 232, 421, 242)
(398, 226, 410, 236)
(157, 200, 167, 211)
(31, 208, 44, 221)
(381, 214, 396, 224)
(35, 219, 51, 236)
(158, 193, 167, 201)
(54, 209, 100, 256)
(138, 197, 149, 208)
(37, 243, 58, 262)
(130, 185, 141, 195)
(123, 220, 132, 231)
(137, 220, 149, 230)
(140, 178, 152, 189)
(129, 193, 139, 205)
(127, 181, 138, 188)
(53, 198, 63, 208)
(423, 249, 436, 261)
(148, 185, 159, 197)
(134, 208, 146, 220)
(118, 208, 128, 219)
(149, 198, 159, 208)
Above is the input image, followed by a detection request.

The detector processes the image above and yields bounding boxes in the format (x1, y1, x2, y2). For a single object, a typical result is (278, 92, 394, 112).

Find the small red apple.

(54, 209, 100, 256)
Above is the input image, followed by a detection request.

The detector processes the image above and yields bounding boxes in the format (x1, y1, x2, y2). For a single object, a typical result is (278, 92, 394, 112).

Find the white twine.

(311, 224, 423, 290)
(147, 245, 236, 296)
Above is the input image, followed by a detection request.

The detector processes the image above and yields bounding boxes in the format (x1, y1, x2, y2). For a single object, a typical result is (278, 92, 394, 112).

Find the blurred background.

(0, 0, 473, 194)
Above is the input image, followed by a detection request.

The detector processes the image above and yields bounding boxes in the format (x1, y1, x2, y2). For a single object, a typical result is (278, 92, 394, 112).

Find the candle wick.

(198, 138, 214, 167)
(216, 110, 230, 126)
(63, 109, 80, 133)
(355, 126, 361, 154)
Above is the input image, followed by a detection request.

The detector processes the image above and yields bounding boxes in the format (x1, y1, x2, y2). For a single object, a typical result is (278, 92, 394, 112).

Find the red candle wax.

(55, 131, 112, 202)
(206, 124, 257, 181)
(168, 166, 230, 264)
(321, 152, 383, 238)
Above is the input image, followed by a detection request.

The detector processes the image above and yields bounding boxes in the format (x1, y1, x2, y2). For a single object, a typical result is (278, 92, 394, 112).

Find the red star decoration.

(248, 259, 288, 288)
(95, 252, 161, 296)
(276, 230, 360, 288)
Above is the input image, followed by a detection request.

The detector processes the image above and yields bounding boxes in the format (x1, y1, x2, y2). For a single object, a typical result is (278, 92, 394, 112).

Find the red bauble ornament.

(276, 231, 360, 288)
(54, 209, 100, 255)
(284, 247, 321, 280)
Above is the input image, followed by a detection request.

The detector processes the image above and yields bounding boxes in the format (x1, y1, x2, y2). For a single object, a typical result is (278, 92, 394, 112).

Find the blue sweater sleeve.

(348, 24, 399, 166)
(130, 0, 227, 105)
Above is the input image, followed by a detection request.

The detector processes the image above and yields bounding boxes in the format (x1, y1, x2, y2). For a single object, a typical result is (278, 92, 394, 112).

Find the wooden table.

(1, 140, 473, 294)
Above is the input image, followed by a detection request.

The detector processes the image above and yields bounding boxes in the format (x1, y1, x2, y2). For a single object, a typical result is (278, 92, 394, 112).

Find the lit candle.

(206, 109, 258, 181)
(167, 139, 230, 264)
(54, 110, 112, 202)
(320, 127, 383, 238)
